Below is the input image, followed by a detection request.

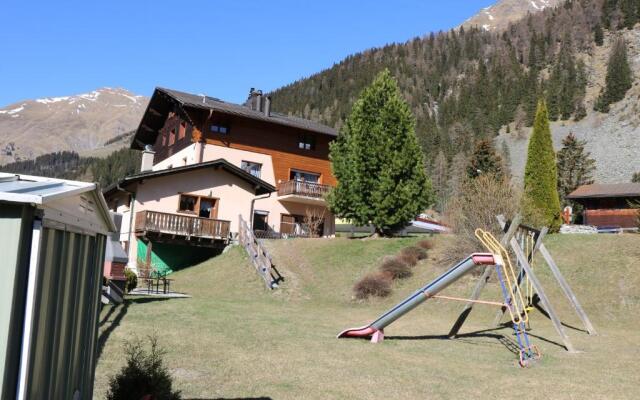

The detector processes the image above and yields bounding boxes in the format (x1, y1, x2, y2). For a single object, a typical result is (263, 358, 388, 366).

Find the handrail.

(238, 214, 281, 289)
(135, 210, 231, 239)
(277, 179, 331, 198)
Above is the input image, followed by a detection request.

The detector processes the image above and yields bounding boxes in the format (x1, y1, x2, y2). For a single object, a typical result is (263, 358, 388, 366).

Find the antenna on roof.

(202, 95, 206, 104)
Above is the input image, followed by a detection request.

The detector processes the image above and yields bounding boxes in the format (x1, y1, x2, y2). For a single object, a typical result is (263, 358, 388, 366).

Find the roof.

(132, 87, 337, 150)
(0, 172, 116, 232)
(104, 159, 276, 196)
(567, 183, 640, 199)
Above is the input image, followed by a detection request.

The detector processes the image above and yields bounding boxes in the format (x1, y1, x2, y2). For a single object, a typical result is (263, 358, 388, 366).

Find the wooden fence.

(238, 214, 282, 289)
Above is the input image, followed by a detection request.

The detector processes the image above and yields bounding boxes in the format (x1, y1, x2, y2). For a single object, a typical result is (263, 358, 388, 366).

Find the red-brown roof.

(567, 183, 640, 199)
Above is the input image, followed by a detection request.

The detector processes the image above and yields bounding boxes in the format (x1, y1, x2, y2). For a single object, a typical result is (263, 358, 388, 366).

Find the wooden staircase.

(238, 215, 283, 289)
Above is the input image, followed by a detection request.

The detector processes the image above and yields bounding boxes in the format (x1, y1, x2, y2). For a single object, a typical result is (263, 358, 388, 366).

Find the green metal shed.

(0, 172, 115, 400)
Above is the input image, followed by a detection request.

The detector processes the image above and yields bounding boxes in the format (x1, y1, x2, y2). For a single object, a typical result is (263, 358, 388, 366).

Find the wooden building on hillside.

(567, 183, 640, 229)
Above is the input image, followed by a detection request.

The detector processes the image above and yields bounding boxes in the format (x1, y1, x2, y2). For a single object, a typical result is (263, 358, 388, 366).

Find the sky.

(0, 0, 494, 107)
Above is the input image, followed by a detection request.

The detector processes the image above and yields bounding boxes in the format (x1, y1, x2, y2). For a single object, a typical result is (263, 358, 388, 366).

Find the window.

(169, 128, 176, 145)
(241, 160, 262, 178)
(178, 195, 197, 213)
(210, 124, 229, 134)
(252, 210, 269, 231)
(290, 169, 320, 183)
(179, 121, 187, 139)
(298, 134, 315, 150)
(178, 194, 219, 218)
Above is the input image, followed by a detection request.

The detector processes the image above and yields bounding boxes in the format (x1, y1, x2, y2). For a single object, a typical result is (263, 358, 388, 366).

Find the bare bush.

(353, 273, 392, 299)
(380, 257, 413, 279)
(401, 246, 428, 261)
(304, 207, 326, 238)
(398, 252, 418, 267)
(443, 175, 520, 263)
(417, 239, 435, 250)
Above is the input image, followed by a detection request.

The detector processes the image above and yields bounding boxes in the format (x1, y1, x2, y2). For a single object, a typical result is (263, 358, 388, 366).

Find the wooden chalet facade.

(105, 87, 338, 273)
(567, 183, 640, 229)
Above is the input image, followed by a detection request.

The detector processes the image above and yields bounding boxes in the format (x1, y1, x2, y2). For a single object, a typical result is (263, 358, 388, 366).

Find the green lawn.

(94, 234, 640, 399)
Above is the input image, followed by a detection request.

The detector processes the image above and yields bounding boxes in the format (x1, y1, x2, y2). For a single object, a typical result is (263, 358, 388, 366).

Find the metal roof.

(567, 183, 640, 199)
(104, 158, 276, 196)
(0, 172, 116, 231)
(158, 87, 338, 137)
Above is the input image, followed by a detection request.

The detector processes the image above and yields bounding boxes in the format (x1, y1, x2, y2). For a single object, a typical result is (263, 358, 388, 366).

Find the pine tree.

(632, 172, 640, 183)
(328, 69, 434, 236)
(594, 23, 604, 46)
(524, 100, 562, 229)
(595, 38, 633, 112)
(466, 139, 504, 179)
(432, 150, 449, 212)
(556, 132, 596, 205)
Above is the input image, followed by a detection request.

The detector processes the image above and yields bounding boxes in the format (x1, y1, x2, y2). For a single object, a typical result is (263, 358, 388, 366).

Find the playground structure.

(338, 215, 596, 366)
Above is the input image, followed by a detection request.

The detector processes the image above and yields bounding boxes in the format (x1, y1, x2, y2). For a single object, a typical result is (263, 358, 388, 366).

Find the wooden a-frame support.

(448, 214, 596, 353)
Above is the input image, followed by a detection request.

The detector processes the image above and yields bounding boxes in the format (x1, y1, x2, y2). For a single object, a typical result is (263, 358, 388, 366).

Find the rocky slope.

(462, 0, 563, 31)
(0, 88, 147, 164)
(498, 28, 640, 183)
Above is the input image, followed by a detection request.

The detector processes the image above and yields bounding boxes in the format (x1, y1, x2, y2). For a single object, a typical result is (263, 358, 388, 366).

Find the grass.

(94, 234, 640, 399)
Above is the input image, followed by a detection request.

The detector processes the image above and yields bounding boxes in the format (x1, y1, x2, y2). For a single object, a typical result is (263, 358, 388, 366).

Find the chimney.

(255, 90, 263, 112)
(264, 95, 271, 117)
(140, 145, 155, 172)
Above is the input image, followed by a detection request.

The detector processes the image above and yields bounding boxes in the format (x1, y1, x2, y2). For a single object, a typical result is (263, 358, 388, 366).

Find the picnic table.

(145, 269, 174, 294)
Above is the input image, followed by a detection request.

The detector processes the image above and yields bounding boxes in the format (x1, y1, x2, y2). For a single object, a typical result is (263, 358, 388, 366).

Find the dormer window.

(298, 134, 315, 150)
(210, 124, 229, 134)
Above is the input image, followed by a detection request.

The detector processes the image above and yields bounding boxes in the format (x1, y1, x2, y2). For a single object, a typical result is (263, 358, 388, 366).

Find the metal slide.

(337, 253, 496, 342)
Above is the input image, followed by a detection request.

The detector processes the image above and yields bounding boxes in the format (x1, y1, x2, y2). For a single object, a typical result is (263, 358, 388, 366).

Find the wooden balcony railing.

(135, 210, 231, 239)
(277, 180, 331, 198)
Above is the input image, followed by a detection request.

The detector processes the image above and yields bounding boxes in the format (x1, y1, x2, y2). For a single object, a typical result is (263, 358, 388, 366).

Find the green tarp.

(137, 240, 220, 275)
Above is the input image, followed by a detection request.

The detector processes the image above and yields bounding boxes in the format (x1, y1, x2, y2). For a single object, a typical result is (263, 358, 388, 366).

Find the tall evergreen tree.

(556, 132, 596, 205)
(594, 23, 604, 46)
(595, 37, 633, 112)
(328, 69, 434, 236)
(466, 139, 504, 179)
(524, 100, 562, 229)
(632, 172, 640, 183)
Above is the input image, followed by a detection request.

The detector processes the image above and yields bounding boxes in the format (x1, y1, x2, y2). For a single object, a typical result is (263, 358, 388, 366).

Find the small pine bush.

(380, 257, 413, 279)
(401, 246, 427, 261)
(353, 273, 392, 300)
(107, 336, 181, 400)
(417, 239, 434, 250)
(124, 268, 137, 293)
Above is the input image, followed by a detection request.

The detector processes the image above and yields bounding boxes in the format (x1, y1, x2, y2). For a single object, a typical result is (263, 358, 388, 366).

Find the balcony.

(135, 210, 231, 243)
(277, 180, 332, 205)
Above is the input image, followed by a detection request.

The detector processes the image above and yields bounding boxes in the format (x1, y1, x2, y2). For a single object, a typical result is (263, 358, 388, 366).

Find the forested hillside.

(270, 0, 637, 172)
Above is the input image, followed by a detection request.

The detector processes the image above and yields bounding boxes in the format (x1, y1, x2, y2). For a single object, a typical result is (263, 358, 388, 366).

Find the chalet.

(105, 87, 338, 273)
(567, 183, 640, 229)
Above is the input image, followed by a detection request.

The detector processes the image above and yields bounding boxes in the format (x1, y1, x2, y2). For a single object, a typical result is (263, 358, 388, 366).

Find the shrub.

(444, 175, 520, 264)
(417, 239, 434, 250)
(107, 335, 181, 400)
(401, 246, 427, 261)
(380, 257, 413, 279)
(398, 252, 418, 267)
(124, 268, 137, 293)
(353, 273, 392, 300)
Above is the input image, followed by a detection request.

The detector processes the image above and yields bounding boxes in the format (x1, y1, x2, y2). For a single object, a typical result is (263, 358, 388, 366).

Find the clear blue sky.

(0, 0, 493, 107)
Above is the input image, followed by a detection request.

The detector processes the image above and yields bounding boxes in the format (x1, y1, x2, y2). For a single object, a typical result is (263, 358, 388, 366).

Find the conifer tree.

(328, 69, 434, 236)
(632, 172, 640, 183)
(466, 139, 504, 180)
(594, 23, 604, 46)
(524, 100, 562, 229)
(556, 132, 596, 205)
(595, 38, 633, 112)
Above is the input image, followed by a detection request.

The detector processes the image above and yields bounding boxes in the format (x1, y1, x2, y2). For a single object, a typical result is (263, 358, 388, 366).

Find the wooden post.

(145, 239, 153, 276)
(447, 214, 522, 338)
(538, 243, 597, 335)
(511, 238, 577, 352)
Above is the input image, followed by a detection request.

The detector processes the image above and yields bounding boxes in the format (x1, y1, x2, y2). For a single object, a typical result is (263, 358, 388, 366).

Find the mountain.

(462, 0, 563, 31)
(0, 88, 148, 165)
(269, 0, 640, 188)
